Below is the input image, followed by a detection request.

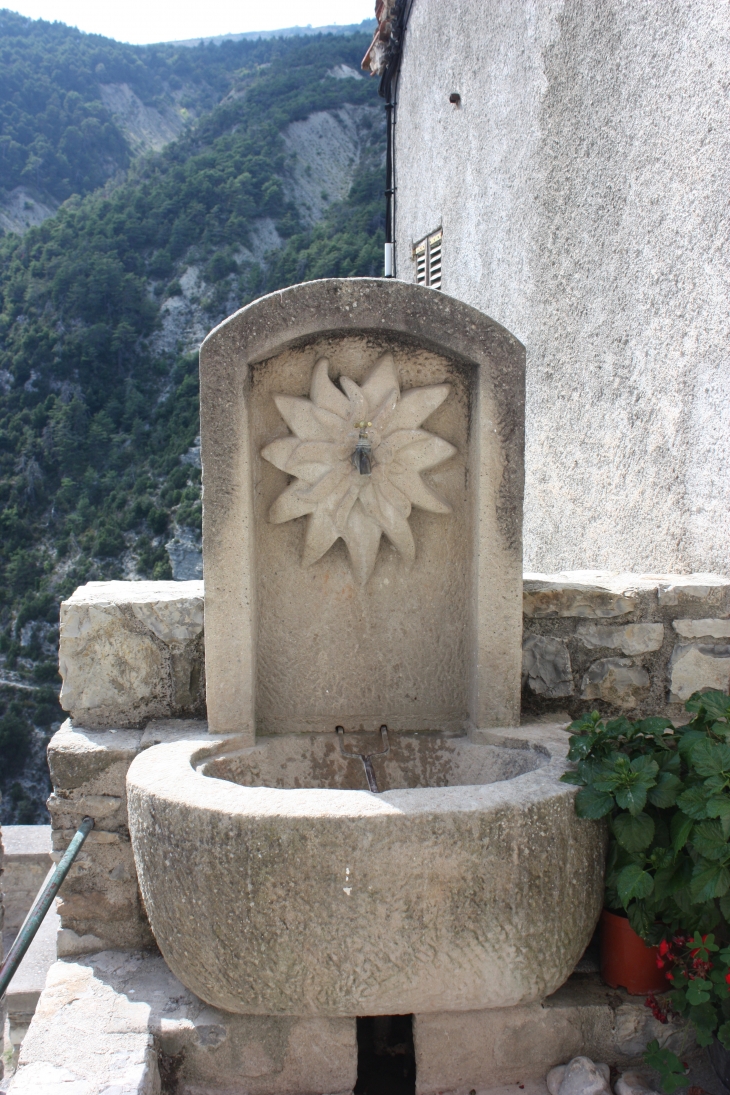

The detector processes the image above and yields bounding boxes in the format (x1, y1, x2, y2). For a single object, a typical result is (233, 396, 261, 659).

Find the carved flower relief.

(260, 353, 457, 584)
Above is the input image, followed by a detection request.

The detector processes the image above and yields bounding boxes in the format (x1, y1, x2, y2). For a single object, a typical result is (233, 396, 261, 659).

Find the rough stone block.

(47, 721, 152, 953)
(522, 634, 574, 696)
(657, 576, 730, 606)
(581, 659, 650, 708)
(673, 618, 730, 639)
(523, 574, 636, 618)
(59, 580, 205, 728)
(413, 974, 693, 1094)
(669, 643, 730, 703)
(9, 951, 357, 1095)
(48, 721, 142, 795)
(576, 623, 664, 656)
(9, 957, 160, 1095)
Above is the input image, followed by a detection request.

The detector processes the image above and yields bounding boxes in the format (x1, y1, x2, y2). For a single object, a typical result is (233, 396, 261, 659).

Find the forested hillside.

(0, 13, 385, 821)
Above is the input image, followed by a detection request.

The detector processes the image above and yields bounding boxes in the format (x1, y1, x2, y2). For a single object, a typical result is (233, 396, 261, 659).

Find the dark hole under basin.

(354, 1014, 416, 1095)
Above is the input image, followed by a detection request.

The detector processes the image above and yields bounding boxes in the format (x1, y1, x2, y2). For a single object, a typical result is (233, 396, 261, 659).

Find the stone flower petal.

(370, 388, 400, 435)
(260, 436, 300, 472)
(385, 384, 450, 432)
(263, 357, 455, 584)
(285, 441, 343, 472)
(333, 481, 361, 532)
(360, 481, 414, 563)
(388, 467, 452, 514)
(273, 395, 336, 441)
(302, 509, 340, 567)
(269, 483, 317, 524)
(310, 358, 350, 418)
(342, 502, 382, 586)
(339, 376, 368, 421)
(397, 435, 457, 471)
(304, 465, 351, 503)
(373, 473, 412, 520)
(361, 353, 400, 412)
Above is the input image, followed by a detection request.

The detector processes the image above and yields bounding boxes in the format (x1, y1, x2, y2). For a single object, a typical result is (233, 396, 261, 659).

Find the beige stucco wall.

(394, 0, 730, 575)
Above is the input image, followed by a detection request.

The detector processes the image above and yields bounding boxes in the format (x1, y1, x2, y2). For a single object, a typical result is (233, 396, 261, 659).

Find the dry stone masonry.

(522, 572, 730, 717)
(56, 571, 730, 736)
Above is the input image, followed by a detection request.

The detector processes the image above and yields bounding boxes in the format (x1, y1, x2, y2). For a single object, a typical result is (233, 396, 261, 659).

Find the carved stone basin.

(127, 723, 605, 1017)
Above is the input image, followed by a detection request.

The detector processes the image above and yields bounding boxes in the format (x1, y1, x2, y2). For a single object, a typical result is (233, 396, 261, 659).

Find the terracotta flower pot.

(600, 908, 670, 995)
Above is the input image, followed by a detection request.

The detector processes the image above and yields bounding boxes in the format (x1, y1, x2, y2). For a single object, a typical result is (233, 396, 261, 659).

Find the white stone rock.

(522, 634, 574, 696)
(546, 1057, 611, 1095)
(673, 617, 730, 639)
(615, 1071, 661, 1095)
(669, 643, 730, 703)
(581, 658, 650, 708)
(576, 622, 664, 655)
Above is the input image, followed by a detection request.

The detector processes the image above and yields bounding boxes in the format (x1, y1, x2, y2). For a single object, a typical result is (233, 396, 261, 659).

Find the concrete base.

(7, 951, 705, 1095)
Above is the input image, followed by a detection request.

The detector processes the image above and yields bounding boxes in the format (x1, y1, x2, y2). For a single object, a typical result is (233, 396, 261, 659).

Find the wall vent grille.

(413, 229, 443, 290)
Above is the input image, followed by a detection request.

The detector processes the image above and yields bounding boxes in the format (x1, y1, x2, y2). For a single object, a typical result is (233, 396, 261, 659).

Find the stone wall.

(51, 576, 730, 958)
(59, 576, 730, 731)
(393, 0, 730, 577)
(522, 572, 730, 719)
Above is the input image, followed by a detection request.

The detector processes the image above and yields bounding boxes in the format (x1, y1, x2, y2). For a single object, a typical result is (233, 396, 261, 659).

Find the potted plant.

(561, 690, 730, 1091)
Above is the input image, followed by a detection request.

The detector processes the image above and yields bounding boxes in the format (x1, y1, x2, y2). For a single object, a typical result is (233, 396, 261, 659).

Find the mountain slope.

(0, 22, 385, 822)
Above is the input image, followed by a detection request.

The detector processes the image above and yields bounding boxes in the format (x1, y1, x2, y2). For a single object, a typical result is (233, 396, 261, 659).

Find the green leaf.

(632, 754, 661, 777)
(574, 786, 614, 819)
(686, 979, 712, 1005)
(635, 716, 675, 735)
(690, 739, 730, 778)
(678, 728, 708, 758)
(677, 784, 711, 820)
(617, 862, 654, 904)
(671, 812, 694, 852)
(693, 691, 730, 722)
(706, 794, 730, 819)
(613, 811, 655, 853)
(688, 1001, 718, 1039)
(718, 1020, 730, 1050)
(690, 861, 730, 902)
(648, 772, 683, 808)
(720, 893, 730, 921)
(691, 819, 730, 861)
(560, 770, 584, 786)
(653, 863, 687, 900)
(615, 782, 648, 815)
(643, 1040, 689, 1093)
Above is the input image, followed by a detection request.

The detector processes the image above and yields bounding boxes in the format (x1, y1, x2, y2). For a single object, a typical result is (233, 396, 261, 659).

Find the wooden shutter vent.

(413, 229, 443, 290)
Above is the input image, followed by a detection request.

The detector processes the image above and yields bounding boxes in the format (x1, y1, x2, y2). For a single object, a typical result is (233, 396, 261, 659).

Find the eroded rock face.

(522, 634, 574, 697)
(58, 581, 205, 729)
(669, 642, 730, 703)
(581, 658, 651, 708)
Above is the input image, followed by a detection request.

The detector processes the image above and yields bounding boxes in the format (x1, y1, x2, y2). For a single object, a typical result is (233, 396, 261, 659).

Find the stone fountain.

(12, 278, 609, 1095)
(127, 279, 604, 1025)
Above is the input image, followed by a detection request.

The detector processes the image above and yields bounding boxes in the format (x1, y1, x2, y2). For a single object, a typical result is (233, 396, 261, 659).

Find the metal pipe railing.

(0, 815, 94, 1000)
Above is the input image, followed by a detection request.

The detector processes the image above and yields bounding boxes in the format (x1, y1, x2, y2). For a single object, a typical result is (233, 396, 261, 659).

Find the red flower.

(666, 971, 674, 980)
(659, 940, 671, 956)
(725, 973, 730, 985)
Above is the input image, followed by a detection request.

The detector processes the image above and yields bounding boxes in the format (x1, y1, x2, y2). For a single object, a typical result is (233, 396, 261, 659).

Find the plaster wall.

(394, 0, 730, 575)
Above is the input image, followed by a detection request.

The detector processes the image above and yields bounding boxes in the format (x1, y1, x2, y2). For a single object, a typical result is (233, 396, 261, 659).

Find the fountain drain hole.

(354, 1014, 416, 1095)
